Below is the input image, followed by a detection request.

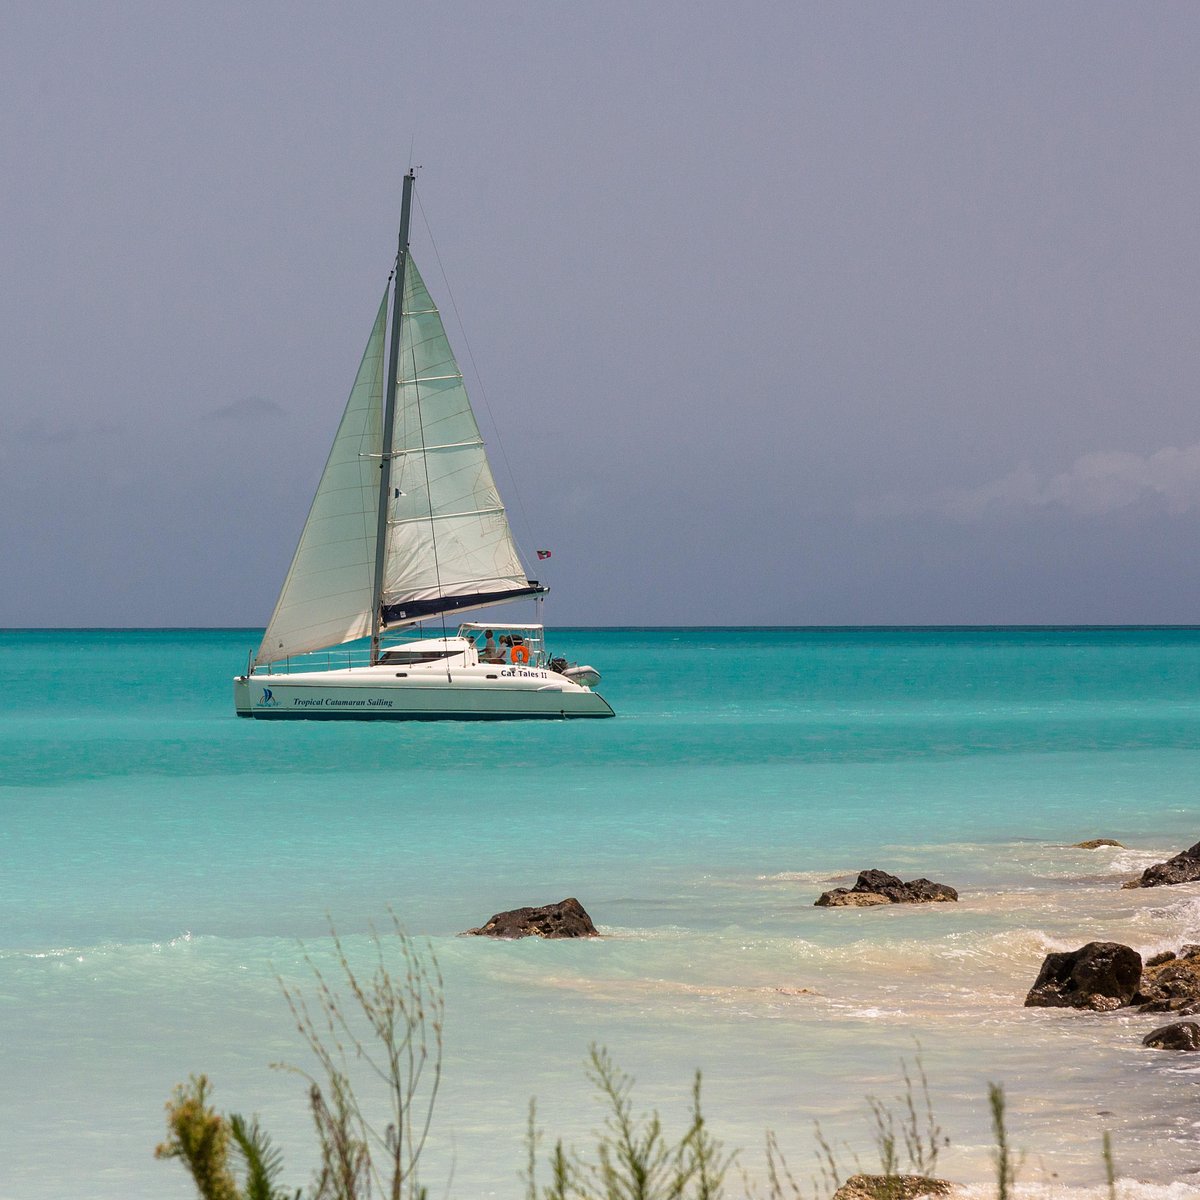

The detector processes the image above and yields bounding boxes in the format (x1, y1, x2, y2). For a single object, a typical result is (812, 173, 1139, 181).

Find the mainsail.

(378, 256, 539, 626)
(256, 254, 539, 664)
(255, 292, 388, 665)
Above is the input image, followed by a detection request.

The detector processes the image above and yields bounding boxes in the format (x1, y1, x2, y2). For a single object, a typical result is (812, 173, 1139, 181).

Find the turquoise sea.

(3, 627, 1200, 1199)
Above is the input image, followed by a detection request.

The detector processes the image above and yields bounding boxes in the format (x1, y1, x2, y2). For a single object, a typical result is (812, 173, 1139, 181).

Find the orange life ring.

(510, 643, 531, 664)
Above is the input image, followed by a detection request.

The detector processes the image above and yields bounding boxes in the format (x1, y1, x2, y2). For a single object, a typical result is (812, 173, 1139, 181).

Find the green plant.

(987, 1083, 1019, 1200)
(525, 1046, 734, 1200)
(898, 1053, 945, 1179)
(810, 1121, 842, 1199)
(864, 1099, 900, 1199)
(525, 1099, 579, 1200)
(683, 1070, 730, 1200)
(863, 1050, 948, 1197)
(159, 917, 442, 1200)
(155, 1075, 296, 1200)
(761, 1129, 804, 1200)
(1102, 1130, 1117, 1200)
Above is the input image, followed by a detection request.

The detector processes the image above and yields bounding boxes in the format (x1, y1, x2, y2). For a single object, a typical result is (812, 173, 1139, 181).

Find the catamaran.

(234, 171, 613, 720)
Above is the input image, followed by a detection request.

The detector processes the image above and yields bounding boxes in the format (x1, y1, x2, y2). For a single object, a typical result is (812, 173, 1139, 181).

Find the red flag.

(536, 549, 552, 560)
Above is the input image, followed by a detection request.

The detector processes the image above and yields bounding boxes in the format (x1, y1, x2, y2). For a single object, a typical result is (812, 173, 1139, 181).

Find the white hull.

(234, 663, 614, 721)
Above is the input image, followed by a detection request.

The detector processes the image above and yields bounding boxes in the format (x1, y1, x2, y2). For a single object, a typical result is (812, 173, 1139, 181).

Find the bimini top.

(457, 622, 545, 633)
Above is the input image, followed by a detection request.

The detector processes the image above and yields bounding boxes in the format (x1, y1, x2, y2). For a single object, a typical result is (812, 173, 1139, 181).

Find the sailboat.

(233, 171, 613, 720)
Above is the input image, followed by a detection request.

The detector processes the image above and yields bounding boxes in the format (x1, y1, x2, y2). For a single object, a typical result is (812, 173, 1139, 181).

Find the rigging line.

(407, 335, 452, 652)
(413, 191, 540, 573)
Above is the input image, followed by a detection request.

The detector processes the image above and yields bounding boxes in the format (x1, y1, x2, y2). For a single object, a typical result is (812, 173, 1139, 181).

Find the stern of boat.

(554, 684, 615, 718)
(586, 691, 616, 718)
(233, 676, 252, 717)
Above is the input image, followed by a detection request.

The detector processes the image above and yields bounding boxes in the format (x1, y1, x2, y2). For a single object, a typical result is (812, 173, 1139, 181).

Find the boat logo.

(259, 687, 279, 707)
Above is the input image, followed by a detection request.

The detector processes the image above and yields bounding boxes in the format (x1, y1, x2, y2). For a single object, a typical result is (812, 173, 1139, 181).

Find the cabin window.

(381, 649, 456, 665)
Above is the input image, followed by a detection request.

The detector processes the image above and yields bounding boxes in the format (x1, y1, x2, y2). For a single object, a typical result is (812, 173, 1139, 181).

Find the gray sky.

(4, 1, 1200, 626)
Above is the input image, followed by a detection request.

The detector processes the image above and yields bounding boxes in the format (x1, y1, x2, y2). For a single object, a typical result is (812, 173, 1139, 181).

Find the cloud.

(203, 396, 284, 422)
(869, 443, 1200, 521)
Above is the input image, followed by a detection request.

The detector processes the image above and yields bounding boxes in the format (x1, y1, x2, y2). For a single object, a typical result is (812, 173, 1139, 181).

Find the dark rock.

(904, 878, 959, 903)
(1143, 1021, 1200, 1051)
(1134, 956, 1200, 1006)
(1125, 840, 1200, 888)
(1146, 951, 1177, 968)
(1137, 996, 1200, 1016)
(462, 897, 598, 939)
(1024, 941, 1142, 1011)
(831, 1175, 953, 1200)
(814, 870, 958, 908)
(1073, 838, 1124, 850)
(855, 869, 913, 901)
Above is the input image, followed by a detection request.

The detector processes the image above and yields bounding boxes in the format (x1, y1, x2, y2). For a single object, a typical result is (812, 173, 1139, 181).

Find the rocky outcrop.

(1134, 949, 1200, 1011)
(1073, 838, 1124, 850)
(1024, 942, 1142, 1011)
(831, 1175, 954, 1200)
(462, 897, 599, 939)
(1143, 1021, 1200, 1051)
(815, 870, 958, 908)
(1122, 840, 1200, 888)
(817, 891, 891, 908)
(1138, 996, 1200, 1016)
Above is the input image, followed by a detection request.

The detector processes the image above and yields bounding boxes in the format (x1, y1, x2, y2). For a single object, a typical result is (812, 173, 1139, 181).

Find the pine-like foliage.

(155, 1076, 243, 1200)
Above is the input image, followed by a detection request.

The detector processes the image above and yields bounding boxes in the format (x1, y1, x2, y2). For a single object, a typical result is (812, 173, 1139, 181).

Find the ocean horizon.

(3, 625, 1200, 1198)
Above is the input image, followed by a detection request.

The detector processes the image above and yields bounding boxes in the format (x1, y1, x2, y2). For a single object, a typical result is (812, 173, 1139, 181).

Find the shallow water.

(2, 627, 1200, 1198)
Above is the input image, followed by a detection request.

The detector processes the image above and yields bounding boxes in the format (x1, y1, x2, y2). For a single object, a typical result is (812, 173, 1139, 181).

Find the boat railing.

(251, 647, 376, 676)
(248, 627, 551, 676)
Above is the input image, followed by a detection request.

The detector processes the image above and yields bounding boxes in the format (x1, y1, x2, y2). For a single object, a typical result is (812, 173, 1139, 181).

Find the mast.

(369, 169, 416, 664)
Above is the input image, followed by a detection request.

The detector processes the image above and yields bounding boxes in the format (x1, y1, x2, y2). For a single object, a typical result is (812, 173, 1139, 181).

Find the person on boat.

(482, 630, 504, 663)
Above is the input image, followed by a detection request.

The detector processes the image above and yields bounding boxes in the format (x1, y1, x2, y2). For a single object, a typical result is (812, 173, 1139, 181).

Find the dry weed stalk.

(276, 915, 444, 1200)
